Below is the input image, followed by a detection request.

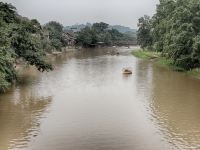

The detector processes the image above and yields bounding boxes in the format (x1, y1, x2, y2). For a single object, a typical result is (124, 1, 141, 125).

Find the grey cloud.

(2, 0, 159, 28)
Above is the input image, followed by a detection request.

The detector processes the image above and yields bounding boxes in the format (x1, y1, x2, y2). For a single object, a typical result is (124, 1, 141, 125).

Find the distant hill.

(109, 25, 136, 33)
(64, 23, 91, 32)
(109, 25, 137, 38)
(64, 23, 136, 34)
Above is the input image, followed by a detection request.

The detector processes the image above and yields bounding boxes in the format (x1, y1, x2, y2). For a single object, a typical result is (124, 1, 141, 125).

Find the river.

(0, 47, 200, 150)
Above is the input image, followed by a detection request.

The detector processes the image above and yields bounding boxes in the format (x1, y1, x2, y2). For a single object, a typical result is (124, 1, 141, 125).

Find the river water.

(1, 47, 200, 150)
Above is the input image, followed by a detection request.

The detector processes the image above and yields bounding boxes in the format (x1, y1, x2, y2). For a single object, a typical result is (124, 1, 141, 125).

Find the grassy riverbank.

(132, 50, 160, 60)
(132, 49, 200, 79)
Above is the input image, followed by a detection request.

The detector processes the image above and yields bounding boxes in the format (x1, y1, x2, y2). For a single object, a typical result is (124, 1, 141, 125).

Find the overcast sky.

(2, 0, 159, 28)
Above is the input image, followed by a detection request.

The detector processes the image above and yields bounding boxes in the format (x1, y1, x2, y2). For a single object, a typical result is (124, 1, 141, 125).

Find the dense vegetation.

(0, 2, 69, 92)
(43, 21, 67, 51)
(0, 2, 136, 93)
(76, 22, 136, 47)
(65, 23, 136, 35)
(137, 0, 200, 70)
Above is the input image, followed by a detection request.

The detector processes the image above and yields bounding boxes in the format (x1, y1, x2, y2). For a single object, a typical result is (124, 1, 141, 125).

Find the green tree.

(0, 2, 17, 23)
(11, 24, 52, 71)
(92, 22, 109, 32)
(0, 2, 53, 92)
(44, 21, 66, 50)
(137, 15, 153, 49)
(137, 0, 200, 70)
(76, 22, 132, 47)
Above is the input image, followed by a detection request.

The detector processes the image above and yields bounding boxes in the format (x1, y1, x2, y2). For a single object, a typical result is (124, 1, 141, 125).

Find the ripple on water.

(1, 47, 200, 150)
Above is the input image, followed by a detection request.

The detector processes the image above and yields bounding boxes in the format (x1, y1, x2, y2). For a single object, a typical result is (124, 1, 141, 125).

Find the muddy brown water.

(1, 47, 200, 150)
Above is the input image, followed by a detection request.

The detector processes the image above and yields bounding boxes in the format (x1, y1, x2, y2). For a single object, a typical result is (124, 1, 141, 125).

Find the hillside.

(110, 25, 136, 33)
(64, 23, 136, 34)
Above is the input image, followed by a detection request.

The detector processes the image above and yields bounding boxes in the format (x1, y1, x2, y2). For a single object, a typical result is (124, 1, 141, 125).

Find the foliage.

(0, 2, 52, 92)
(132, 49, 160, 59)
(0, 2, 17, 23)
(132, 49, 185, 71)
(0, 46, 15, 92)
(92, 22, 109, 32)
(137, 15, 153, 49)
(76, 22, 134, 47)
(44, 21, 66, 50)
(137, 0, 200, 70)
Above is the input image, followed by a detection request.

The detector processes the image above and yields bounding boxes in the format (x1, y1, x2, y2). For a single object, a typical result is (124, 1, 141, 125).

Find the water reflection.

(128, 57, 200, 149)
(1, 47, 200, 150)
(0, 84, 52, 149)
(150, 66, 200, 149)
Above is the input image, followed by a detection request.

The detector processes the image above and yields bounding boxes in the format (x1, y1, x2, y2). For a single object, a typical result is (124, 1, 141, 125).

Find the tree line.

(0, 2, 136, 92)
(0, 2, 68, 92)
(137, 0, 200, 70)
(76, 22, 136, 47)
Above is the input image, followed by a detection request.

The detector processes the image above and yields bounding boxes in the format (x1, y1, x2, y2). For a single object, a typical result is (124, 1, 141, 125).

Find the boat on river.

(122, 68, 132, 74)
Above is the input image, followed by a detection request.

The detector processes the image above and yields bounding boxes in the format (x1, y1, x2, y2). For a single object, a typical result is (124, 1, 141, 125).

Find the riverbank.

(0, 47, 77, 94)
(132, 49, 200, 79)
(3, 46, 200, 150)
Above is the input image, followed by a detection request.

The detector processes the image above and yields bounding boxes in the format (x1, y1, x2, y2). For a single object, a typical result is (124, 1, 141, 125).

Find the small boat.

(122, 68, 132, 74)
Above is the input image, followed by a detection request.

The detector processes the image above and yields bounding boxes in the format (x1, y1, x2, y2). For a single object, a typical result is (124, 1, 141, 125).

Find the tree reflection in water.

(0, 85, 52, 150)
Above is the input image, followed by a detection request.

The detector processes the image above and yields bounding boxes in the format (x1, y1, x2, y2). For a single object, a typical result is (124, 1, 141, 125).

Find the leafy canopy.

(137, 0, 200, 70)
(0, 2, 52, 92)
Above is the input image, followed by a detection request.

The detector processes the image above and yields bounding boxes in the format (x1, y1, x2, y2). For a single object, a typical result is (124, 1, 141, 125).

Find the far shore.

(132, 49, 200, 80)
